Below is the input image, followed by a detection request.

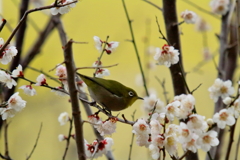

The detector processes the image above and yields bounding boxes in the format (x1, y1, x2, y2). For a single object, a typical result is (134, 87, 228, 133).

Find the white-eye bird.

(78, 73, 143, 111)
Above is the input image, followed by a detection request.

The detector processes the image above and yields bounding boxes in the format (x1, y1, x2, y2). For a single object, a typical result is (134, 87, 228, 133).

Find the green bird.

(78, 73, 143, 111)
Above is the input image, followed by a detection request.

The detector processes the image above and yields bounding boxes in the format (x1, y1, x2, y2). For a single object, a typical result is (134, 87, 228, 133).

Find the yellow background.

(0, 0, 239, 159)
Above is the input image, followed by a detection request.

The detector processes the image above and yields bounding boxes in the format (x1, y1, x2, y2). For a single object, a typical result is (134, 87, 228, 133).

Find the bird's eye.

(129, 91, 134, 97)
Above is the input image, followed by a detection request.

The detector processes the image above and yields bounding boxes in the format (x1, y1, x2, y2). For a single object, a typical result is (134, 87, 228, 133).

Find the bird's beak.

(138, 97, 144, 100)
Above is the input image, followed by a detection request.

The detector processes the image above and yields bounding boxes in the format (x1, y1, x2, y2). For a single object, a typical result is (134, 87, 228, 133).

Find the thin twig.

(207, 151, 213, 160)
(142, 0, 162, 11)
(147, 101, 158, 123)
(178, 150, 190, 160)
(4, 121, 10, 159)
(122, 0, 149, 96)
(62, 119, 73, 160)
(94, 36, 109, 77)
(235, 132, 240, 160)
(0, 19, 7, 32)
(190, 83, 202, 94)
(27, 66, 61, 84)
(49, 62, 66, 72)
(192, 49, 218, 73)
(26, 123, 43, 160)
(0, 153, 12, 160)
(178, 63, 191, 94)
(225, 122, 237, 160)
(155, 76, 169, 104)
(156, 16, 170, 45)
(0, 1, 78, 54)
(128, 110, 137, 160)
(10, 0, 41, 32)
(76, 64, 118, 71)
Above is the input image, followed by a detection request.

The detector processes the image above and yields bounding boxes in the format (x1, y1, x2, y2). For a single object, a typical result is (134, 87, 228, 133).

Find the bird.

(77, 73, 143, 112)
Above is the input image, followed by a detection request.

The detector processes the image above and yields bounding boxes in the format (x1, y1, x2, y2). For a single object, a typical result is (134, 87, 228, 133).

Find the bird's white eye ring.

(129, 91, 134, 97)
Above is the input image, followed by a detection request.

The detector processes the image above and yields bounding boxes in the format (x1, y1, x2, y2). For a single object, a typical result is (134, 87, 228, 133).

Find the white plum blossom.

(197, 130, 219, 152)
(35, 74, 48, 86)
(50, 0, 77, 15)
(195, 17, 210, 32)
(223, 97, 232, 105)
(151, 112, 166, 124)
(77, 80, 87, 91)
(150, 119, 162, 140)
(19, 85, 37, 96)
(135, 134, 150, 147)
(93, 36, 103, 51)
(132, 119, 150, 147)
(58, 134, 66, 141)
(180, 10, 198, 24)
(142, 93, 165, 114)
(210, 0, 229, 15)
(213, 108, 235, 129)
(133, 119, 150, 135)
(58, 112, 69, 126)
(165, 124, 180, 137)
(88, 114, 100, 126)
(202, 47, 212, 61)
(164, 135, 178, 157)
(207, 118, 214, 127)
(85, 138, 113, 159)
(0, 70, 17, 89)
(8, 92, 26, 112)
(174, 94, 195, 119)
(92, 60, 102, 67)
(208, 78, 235, 102)
(165, 101, 181, 121)
(187, 114, 208, 135)
(149, 144, 160, 160)
(95, 68, 110, 78)
(228, 98, 240, 118)
(0, 92, 26, 120)
(105, 41, 119, 54)
(182, 133, 199, 153)
(0, 38, 18, 65)
(146, 46, 157, 55)
(95, 117, 117, 136)
(178, 122, 192, 144)
(154, 44, 180, 67)
(55, 65, 67, 79)
(0, 107, 17, 120)
(11, 64, 24, 78)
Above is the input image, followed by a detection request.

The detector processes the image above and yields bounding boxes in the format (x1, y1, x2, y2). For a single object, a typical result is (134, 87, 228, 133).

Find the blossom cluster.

(57, 111, 114, 159)
(88, 114, 117, 136)
(134, 91, 238, 159)
(92, 36, 119, 78)
(84, 138, 114, 159)
(93, 36, 119, 55)
(92, 61, 110, 78)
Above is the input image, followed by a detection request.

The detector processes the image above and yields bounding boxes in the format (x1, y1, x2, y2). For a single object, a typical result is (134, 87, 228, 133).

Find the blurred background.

(0, 0, 239, 159)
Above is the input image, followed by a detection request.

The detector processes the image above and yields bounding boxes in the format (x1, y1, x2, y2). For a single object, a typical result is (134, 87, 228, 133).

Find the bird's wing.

(78, 73, 127, 98)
